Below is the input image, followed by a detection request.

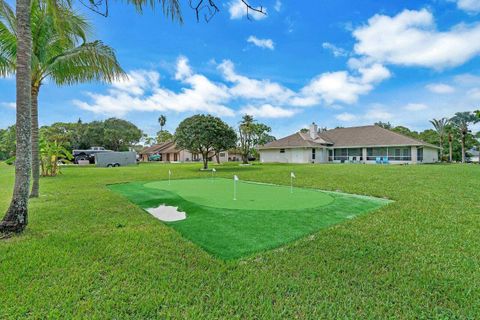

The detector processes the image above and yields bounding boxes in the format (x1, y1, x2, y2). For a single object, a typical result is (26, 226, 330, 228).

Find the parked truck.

(95, 151, 137, 167)
(72, 147, 112, 164)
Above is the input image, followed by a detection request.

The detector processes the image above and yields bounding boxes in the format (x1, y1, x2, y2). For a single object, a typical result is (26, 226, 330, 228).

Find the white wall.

(260, 148, 311, 163)
(422, 147, 438, 163)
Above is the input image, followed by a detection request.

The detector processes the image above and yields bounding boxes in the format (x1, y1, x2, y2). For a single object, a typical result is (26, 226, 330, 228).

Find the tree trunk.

(449, 135, 453, 163)
(461, 134, 466, 163)
(242, 153, 248, 164)
(202, 152, 208, 170)
(216, 153, 220, 164)
(0, 0, 32, 233)
(30, 85, 40, 198)
(439, 137, 443, 162)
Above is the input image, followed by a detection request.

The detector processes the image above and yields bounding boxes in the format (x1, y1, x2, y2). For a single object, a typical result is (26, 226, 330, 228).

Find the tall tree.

(175, 114, 236, 170)
(158, 115, 166, 133)
(0, 0, 32, 232)
(156, 130, 173, 143)
(0, 0, 125, 197)
(446, 125, 455, 163)
(238, 114, 271, 164)
(450, 112, 477, 163)
(430, 118, 449, 161)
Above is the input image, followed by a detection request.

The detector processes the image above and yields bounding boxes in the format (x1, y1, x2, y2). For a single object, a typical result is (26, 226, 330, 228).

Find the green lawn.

(0, 162, 479, 318)
(109, 178, 389, 259)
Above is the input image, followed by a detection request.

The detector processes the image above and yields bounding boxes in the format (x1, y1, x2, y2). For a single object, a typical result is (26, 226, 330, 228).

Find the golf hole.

(146, 205, 186, 222)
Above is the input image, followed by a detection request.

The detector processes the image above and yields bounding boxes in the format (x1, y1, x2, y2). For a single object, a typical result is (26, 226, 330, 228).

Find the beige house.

(259, 123, 439, 164)
(140, 141, 229, 163)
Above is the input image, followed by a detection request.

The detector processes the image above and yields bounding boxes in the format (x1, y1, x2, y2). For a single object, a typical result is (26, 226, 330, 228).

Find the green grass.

(108, 178, 388, 259)
(1, 162, 480, 318)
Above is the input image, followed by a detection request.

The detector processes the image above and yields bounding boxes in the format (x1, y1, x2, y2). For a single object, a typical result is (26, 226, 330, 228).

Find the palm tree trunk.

(0, 0, 32, 233)
(449, 134, 453, 163)
(461, 134, 466, 163)
(439, 137, 444, 162)
(30, 85, 40, 198)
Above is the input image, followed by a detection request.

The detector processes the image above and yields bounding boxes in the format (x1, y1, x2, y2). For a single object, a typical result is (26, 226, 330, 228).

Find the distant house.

(467, 149, 479, 163)
(258, 123, 440, 164)
(140, 141, 229, 163)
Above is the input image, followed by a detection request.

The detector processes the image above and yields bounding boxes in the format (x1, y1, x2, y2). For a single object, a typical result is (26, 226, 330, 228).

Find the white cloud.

(455, 0, 480, 13)
(74, 57, 234, 117)
(467, 87, 480, 100)
(364, 106, 393, 122)
(336, 112, 357, 121)
(0, 102, 15, 109)
(111, 70, 159, 96)
(426, 83, 455, 94)
(292, 64, 391, 107)
(247, 36, 275, 50)
(358, 63, 391, 84)
(75, 56, 391, 120)
(353, 9, 480, 69)
(218, 60, 294, 103)
(335, 105, 393, 124)
(404, 103, 429, 111)
(322, 42, 348, 57)
(239, 104, 297, 118)
(454, 73, 480, 85)
(228, 0, 267, 20)
(174, 56, 193, 80)
(274, 0, 281, 12)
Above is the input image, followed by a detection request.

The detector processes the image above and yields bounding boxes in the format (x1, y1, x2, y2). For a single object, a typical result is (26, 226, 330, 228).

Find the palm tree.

(446, 125, 454, 163)
(430, 118, 449, 161)
(450, 112, 477, 163)
(0, 0, 32, 232)
(158, 115, 167, 132)
(1, 0, 125, 198)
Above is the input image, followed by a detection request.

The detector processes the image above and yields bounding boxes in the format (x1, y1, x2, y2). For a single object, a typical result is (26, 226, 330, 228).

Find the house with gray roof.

(258, 123, 440, 164)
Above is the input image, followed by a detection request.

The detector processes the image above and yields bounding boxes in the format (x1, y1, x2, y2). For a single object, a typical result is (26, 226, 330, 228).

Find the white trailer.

(95, 151, 137, 167)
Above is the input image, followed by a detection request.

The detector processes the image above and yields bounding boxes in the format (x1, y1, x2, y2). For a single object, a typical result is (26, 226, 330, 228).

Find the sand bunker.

(146, 205, 186, 222)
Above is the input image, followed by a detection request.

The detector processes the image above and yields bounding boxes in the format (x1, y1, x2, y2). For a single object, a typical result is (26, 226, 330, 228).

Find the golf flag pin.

(211, 168, 216, 181)
(290, 172, 295, 193)
(168, 169, 172, 185)
(233, 175, 239, 200)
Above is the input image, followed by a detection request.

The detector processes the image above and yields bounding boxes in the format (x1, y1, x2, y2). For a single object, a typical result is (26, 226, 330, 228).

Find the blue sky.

(1, 0, 480, 138)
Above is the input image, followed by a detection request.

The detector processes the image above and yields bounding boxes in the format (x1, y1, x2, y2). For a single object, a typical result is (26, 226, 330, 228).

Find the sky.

(1, 0, 480, 138)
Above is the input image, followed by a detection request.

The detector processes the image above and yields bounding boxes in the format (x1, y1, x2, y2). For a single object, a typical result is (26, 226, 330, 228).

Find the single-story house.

(258, 123, 440, 164)
(140, 141, 229, 163)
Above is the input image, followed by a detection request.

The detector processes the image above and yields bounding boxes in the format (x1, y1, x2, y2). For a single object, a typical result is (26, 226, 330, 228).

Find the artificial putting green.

(109, 178, 390, 259)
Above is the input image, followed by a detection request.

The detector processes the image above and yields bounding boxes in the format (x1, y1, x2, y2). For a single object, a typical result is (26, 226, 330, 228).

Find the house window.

(334, 148, 348, 161)
(312, 148, 316, 160)
(219, 152, 226, 157)
(280, 149, 285, 153)
(367, 148, 388, 161)
(417, 148, 423, 162)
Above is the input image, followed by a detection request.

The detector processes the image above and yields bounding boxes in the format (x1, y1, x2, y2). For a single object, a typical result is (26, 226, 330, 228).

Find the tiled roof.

(259, 125, 440, 149)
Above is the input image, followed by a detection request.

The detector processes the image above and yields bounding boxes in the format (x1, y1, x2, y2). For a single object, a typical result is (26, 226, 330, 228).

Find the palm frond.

(0, 0, 16, 34)
(0, 52, 14, 76)
(122, 0, 183, 22)
(0, 0, 16, 70)
(0, 19, 16, 64)
(46, 40, 126, 85)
